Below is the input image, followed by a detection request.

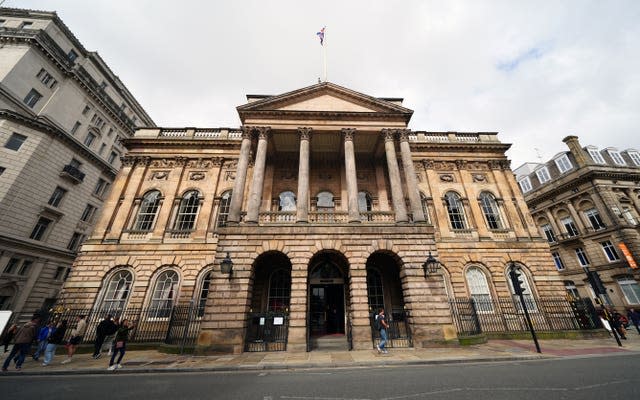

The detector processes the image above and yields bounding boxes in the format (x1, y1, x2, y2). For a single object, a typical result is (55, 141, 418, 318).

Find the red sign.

(618, 243, 637, 269)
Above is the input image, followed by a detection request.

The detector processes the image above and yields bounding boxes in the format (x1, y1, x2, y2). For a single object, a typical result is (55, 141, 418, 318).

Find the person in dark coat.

(107, 319, 136, 370)
(1, 324, 18, 353)
(2, 314, 40, 371)
(627, 308, 640, 334)
(42, 320, 67, 366)
(93, 315, 117, 359)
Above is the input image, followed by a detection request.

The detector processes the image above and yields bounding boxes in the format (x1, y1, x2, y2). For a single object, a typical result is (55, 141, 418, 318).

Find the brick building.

(61, 82, 566, 353)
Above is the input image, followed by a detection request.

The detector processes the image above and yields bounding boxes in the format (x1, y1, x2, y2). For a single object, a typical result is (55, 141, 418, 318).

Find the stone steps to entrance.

(312, 335, 349, 351)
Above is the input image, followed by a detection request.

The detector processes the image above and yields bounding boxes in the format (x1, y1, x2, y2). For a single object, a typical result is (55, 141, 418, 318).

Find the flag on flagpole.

(316, 26, 325, 46)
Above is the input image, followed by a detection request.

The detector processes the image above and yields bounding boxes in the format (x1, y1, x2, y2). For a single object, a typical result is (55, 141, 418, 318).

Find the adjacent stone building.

(0, 8, 154, 317)
(61, 82, 566, 353)
(514, 136, 640, 309)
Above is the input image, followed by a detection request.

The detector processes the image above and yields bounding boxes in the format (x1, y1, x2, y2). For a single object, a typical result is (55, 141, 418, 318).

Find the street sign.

(618, 243, 637, 269)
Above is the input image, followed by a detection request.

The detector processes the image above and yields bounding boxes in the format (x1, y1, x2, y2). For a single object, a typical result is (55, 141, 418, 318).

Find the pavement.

(2, 331, 640, 376)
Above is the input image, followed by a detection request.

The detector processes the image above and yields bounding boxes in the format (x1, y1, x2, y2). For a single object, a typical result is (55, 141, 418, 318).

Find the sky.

(6, 0, 640, 168)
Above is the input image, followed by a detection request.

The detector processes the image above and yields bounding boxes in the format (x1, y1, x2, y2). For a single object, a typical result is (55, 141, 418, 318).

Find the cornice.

(0, 109, 117, 178)
(239, 109, 412, 123)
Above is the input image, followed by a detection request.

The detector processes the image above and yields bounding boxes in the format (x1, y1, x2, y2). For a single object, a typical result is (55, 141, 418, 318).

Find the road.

(1, 353, 639, 399)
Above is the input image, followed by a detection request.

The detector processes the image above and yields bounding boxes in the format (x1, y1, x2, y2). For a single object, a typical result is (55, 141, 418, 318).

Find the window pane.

(5, 133, 27, 151)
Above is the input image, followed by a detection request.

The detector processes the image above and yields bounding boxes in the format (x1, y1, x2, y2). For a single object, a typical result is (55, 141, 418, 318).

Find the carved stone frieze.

(440, 174, 455, 182)
(381, 128, 395, 142)
(397, 129, 411, 142)
(150, 157, 187, 168)
(186, 157, 224, 168)
(150, 170, 170, 180)
(422, 160, 435, 170)
(472, 173, 487, 182)
(341, 128, 356, 141)
(455, 160, 467, 170)
(298, 127, 312, 141)
(189, 172, 206, 181)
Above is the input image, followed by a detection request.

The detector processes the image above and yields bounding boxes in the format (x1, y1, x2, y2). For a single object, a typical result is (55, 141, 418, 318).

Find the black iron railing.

(370, 311, 412, 348)
(448, 297, 601, 336)
(244, 312, 289, 352)
(61, 164, 86, 182)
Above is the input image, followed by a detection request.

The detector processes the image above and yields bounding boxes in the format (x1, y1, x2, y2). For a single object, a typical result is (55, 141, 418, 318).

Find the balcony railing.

(60, 164, 85, 183)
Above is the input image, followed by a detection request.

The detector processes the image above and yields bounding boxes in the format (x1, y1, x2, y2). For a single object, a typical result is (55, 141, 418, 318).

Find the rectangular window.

(48, 186, 67, 207)
(67, 49, 78, 62)
(98, 143, 106, 155)
(23, 89, 42, 108)
(36, 68, 57, 89)
(69, 158, 81, 169)
(99, 81, 108, 90)
(555, 154, 573, 174)
(628, 151, 640, 166)
(93, 178, 107, 196)
(107, 128, 114, 137)
(564, 281, 580, 299)
(19, 21, 33, 29)
(585, 208, 606, 230)
(67, 232, 85, 251)
(601, 240, 620, 262)
(618, 278, 640, 304)
(4, 133, 27, 151)
(622, 206, 637, 225)
(108, 151, 118, 164)
(18, 260, 32, 276)
(541, 224, 557, 243)
(588, 148, 605, 164)
(54, 266, 66, 280)
(3, 258, 20, 274)
(84, 132, 96, 147)
(70, 121, 81, 135)
(80, 204, 97, 222)
(82, 105, 91, 115)
(608, 150, 626, 166)
(30, 217, 52, 240)
(561, 217, 579, 237)
(575, 247, 590, 267)
(535, 167, 551, 184)
(552, 252, 565, 271)
(518, 177, 532, 193)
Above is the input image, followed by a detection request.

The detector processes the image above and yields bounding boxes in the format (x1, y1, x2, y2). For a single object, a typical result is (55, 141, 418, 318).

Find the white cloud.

(8, 0, 640, 167)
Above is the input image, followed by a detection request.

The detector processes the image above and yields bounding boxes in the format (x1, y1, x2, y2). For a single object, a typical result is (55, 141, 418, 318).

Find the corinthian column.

(227, 127, 253, 224)
(383, 129, 408, 223)
(398, 129, 425, 222)
(245, 127, 270, 223)
(343, 128, 361, 223)
(296, 127, 312, 223)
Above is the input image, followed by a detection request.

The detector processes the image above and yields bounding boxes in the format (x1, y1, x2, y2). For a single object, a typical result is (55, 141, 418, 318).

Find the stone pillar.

(382, 129, 408, 223)
(343, 128, 361, 223)
(544, 209, 562, 238)
(246, 127, 270, 223)
(565, 201, 587, 233)
(96, 156, 137, 240)
(349, 266, 373, 350)
(398, 129, 426, 223)
(286, 263, 309, 352)
(296, 128, 312, 223)
(227, 127, 253, 224)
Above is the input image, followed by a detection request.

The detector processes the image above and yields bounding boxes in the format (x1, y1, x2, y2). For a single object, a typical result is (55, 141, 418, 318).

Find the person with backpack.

(93, 315, 117, 359)
(32, 322, 54, 361)
(374, 308, 389, 354)
(42, 320, 67, 366)
(1, 314, 40, 371)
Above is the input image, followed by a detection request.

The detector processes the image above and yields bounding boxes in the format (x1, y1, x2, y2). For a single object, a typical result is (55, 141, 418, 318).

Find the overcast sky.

(7, 0, 640, 168)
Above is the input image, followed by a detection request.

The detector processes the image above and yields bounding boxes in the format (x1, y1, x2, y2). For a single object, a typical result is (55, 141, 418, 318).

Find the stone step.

(312, 335, 349, 351)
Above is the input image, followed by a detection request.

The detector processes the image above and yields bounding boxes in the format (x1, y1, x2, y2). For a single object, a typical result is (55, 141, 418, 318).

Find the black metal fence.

(449, 297, 601, 336)
(370, 311, 412, 348)
(5, 303, 204, 349)
(244, 312, 289, 352)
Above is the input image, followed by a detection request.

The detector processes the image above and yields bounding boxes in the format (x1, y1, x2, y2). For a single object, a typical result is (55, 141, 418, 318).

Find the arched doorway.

(307, 251, 349, 351)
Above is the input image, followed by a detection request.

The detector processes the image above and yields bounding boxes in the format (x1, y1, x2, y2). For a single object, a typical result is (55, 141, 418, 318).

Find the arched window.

(267, 269, 291, 312)
(174, 190, 201, 231)
(445, 192, 467, 230)
(100, 270, 133, 314)
(278, 191, 296, 211)
(465, 267, 493, 312)
(216, 190, 232, 228)
(479, 192, 503, 230)
(197, 270, 211, 317)
(420, 192, 430, 223)
(366, 269, 384, 313)
(507, 266, 537, 311)
(149, 270, 179, 318)
(134, 190, 161, 231)
(317, 191, 334, 211)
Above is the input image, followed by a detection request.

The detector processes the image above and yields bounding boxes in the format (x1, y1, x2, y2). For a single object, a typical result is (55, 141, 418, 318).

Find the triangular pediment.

(237, 82, 413, 124)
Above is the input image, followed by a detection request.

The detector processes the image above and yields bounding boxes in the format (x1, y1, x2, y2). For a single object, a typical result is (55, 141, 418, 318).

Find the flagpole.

(323, 35, 327, 82)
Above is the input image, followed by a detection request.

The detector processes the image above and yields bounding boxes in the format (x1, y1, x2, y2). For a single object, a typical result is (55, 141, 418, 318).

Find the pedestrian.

(107, 319, 136, 370)
(628, 308, 640, 334)
(1, 324, 18, 353)
(105, 316, 120, 356)
(2, 314, 40, 372)
(32, 322, 54, 361)
(375, 308, 389, 354)
(93, 314, 117, 359)
(61, 315, 87, 364)
(42, 320, 67, 366)
(611, 311, 627, 340)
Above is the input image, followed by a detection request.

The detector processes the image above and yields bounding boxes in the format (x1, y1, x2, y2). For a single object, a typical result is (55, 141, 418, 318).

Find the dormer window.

(518, 176, 532, 193)
(587, 148, 605, 164)
(554, 154, 573, 174)
(608, 150, 626, 166)
(627, 151, 640, 166)
(535, 167, 551, 184)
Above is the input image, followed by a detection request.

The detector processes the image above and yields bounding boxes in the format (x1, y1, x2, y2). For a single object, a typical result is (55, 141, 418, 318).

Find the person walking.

(107, 319, 136, 371)
(375, 308, 389, 354)
(611, 311, 627, 340)
(1, 324, 18, 353)
(61, 315, 87, 364)
(93, 315, 117, 359)
(32, 322, 54, 361)
(2, 314, 40, 372)
(627, 308, 640, 334)
(42, 320, 67, 366)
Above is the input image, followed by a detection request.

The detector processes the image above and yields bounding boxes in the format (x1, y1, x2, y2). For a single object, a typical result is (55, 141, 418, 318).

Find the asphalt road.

(1, 353, 639, 400)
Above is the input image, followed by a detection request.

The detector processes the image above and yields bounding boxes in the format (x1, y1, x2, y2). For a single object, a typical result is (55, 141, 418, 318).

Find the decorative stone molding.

(341, 128, 356, 141)
(189, 172, 206, 181)
(150, 158, 186, 168)
(472, 173, 487, 182)
(455, 160, 467, 170)
(121, 156, 137, 167)
(150, 171, 170, 180)
(187, 158, 223, 168)
(241, 125, 254, 140)
(256, 126, 271, 140)
(298, 127, 312, 141)
(397, 129, 411, 142)
(381, 128, 395, 142)
(440, 174, 455, 182)
(422, 160, 435, 170)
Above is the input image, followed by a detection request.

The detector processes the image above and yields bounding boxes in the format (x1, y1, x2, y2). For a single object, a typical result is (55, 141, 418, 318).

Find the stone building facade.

(61, 82, 565, 353)
(514, 136, 640, 309)
(0, 8, 153, 317)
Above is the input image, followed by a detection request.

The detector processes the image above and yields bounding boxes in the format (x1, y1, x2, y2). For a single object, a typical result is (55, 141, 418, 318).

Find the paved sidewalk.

(2, 333, 639, 376)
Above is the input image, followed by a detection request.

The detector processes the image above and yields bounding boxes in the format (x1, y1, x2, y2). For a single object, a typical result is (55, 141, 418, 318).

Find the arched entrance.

(307, 251, 349, 351)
